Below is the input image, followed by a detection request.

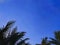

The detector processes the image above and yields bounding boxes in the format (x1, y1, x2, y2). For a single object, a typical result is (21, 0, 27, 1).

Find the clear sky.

(0, 0, 60, 45)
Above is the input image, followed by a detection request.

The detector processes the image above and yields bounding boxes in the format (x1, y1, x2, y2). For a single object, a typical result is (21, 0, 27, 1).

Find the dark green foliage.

(36, 31, 60, 45)
(49, 31, 60, 45)
(1, 21, 60, 45)
(17, 38, 29, 45)
(54, 31, 60, 41)
(41, 37, 51, 45)
(0, 21, 29, 45)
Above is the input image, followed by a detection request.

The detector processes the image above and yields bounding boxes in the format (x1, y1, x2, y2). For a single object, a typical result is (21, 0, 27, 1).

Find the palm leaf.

(11, 27, 17, 35)
(17, 38, 29, 45)
(7, 32, 26, 45)
(50, 38, 60, 45)
(0, 21, 29, 45)
(54, 31, 60, 41)
(2, 21, 15, 33)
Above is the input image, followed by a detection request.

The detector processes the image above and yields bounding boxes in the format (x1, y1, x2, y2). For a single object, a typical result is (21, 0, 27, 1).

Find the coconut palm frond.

(17, 38, 29, 45)
(2, 21, 15, 33)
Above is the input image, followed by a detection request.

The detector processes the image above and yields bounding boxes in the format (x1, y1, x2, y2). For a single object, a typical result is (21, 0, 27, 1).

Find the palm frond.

(7, 32, 26, 45)
(2, 21, 15, 33)
(0, 21, 29, 45)
(17, 38, 29, 45)
(11, 27, 17, 35)
(54, 31, 60, 41)
(50, 38, 60, 45)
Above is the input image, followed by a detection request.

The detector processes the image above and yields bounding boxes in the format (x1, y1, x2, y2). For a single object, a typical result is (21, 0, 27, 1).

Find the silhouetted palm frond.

(2, 21, 15, 33)
(0, 21, 29, 45)
(17, 38, 29, 45)
(40, 37, 51, 45)
(54, 31, 60, 41)
(11, 27, 17, 34)
(50, 31, 60, 45)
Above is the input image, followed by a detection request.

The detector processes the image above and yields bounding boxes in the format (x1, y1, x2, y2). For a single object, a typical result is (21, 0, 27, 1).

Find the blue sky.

(0, 0, 60, 45)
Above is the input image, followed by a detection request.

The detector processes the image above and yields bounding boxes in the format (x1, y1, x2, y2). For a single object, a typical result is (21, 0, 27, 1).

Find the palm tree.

(49, 31, 60, 45)
(36, 37, 51, 45)
(41, 37, 50, 45)
(0, 21, 29, 45)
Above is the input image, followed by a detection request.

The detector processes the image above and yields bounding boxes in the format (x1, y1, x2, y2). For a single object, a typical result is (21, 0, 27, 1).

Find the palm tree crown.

(0, 21, 29, 45)
(50, 31, 60, 45)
